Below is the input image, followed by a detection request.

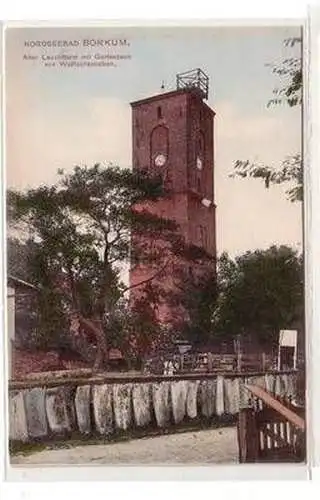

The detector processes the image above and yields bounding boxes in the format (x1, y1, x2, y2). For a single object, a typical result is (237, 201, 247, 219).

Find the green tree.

(170, 265, 218, 343)
(231, 37, 302, 202)
(8, 238, 72, 351)
(213, 245, 304, 346)
(8, 163, 206, 368)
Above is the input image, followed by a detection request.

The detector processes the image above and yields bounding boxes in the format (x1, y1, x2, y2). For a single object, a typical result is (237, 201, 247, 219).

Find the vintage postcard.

(4, 21, 306, 472)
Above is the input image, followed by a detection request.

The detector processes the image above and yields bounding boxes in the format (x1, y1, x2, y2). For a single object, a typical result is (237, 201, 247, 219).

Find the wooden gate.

(237, 384, 306, 463)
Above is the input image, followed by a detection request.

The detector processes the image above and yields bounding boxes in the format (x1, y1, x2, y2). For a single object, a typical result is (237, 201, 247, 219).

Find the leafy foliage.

(7, 238, 37, 283)
(231, 153, 302, 202)
(170, 263, 218, 343)
(213, 246, 304, 345)
(8, 163, 206, 366)
(266, 37, 302, 108)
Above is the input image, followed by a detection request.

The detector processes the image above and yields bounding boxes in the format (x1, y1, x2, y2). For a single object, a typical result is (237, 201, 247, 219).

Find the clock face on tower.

(154, 153, 167, 167)
(196, 156, 203, 170)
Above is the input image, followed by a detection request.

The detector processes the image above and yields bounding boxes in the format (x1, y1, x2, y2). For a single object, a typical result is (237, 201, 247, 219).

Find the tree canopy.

(8, 219, 304, 356)
(213, 245, 304, 346)
(7, 163, 209, 367)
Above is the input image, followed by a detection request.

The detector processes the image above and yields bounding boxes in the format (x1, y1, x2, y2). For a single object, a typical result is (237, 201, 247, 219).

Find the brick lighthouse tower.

(129, 68, 216, 327)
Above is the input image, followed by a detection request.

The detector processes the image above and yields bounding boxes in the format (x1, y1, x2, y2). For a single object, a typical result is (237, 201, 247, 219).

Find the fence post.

(180, 354, 184, 372)
(237, 407, 260, 463)
(234, 336, 242, 372)
(262, 352, 266, 372)
(237, 350, 242, 372)
(207, 352, 213, 372)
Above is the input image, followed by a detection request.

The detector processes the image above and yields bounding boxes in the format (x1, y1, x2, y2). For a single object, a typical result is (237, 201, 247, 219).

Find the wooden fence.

(237, 384, 306, 463)
(144, 351, 280, 375)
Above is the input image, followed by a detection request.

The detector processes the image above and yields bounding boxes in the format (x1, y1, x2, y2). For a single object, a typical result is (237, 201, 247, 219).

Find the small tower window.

(199, 132, 205, 153)
(204, 227, 208, 247)
(199, 226, 207, 247)
(199, 226, 204, 245)
(157, 106, 163, 119)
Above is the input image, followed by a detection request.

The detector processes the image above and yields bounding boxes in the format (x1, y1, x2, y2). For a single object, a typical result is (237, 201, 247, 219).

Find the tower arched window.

(157, 106, 163, 120)
(150, 125, 169, 164)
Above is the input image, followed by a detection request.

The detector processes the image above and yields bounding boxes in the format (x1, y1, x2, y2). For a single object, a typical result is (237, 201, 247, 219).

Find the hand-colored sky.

(5, 25, 303, 256)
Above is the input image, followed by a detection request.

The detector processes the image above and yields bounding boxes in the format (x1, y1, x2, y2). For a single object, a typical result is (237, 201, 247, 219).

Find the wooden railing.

(144, 351, 279, 375)
(237, 384, 306, 463)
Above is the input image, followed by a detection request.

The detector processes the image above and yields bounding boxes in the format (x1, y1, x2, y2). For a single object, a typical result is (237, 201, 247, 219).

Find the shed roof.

(7, 275, 38, 291)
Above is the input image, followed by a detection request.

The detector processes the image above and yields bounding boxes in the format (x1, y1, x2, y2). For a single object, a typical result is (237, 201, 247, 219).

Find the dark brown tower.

(130, 69, 216, 326)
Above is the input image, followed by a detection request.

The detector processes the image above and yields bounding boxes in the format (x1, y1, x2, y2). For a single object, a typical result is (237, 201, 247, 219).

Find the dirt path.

(11, 427, 238, 465)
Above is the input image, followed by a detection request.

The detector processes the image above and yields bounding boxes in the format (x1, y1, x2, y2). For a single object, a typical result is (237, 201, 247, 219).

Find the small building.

(7, 275, 38, 378)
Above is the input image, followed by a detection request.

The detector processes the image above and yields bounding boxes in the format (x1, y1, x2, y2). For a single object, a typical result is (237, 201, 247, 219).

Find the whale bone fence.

(8, 372, 297, 443)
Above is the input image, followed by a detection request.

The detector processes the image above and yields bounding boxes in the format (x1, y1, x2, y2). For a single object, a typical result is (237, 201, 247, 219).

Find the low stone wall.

(8, 371, 297, 443)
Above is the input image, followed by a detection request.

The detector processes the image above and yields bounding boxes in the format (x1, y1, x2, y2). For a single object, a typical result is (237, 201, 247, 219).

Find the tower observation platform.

(176, 68, 209, 100)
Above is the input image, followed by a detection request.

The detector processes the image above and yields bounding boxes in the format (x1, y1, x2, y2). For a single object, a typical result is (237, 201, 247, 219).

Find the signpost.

(278, 330, 298, 370)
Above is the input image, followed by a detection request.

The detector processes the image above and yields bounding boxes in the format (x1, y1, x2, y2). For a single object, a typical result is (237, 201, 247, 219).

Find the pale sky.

(5, 25, 303, 257)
